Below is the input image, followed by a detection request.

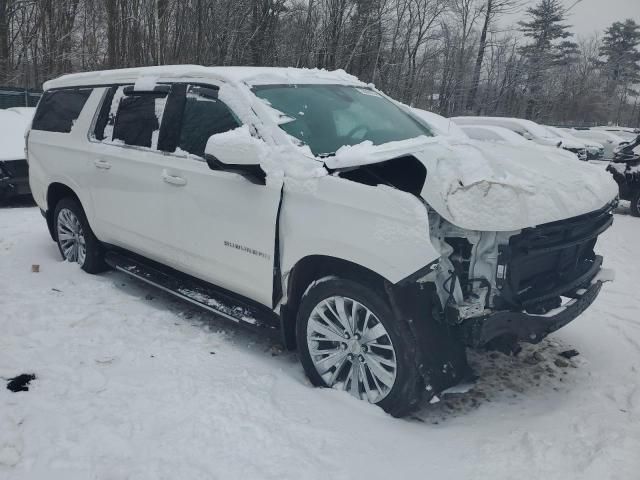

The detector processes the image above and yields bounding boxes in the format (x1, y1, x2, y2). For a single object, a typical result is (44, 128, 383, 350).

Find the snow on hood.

(415, 141, 617, 231)
(325, 136, 439, 169)
(0, 110, 31, 161)
(322, 134, 616, 231)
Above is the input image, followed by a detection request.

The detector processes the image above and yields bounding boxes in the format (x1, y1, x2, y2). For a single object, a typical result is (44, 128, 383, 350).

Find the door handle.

(94, 159, 111, 170)
(162, 170, 187, 186)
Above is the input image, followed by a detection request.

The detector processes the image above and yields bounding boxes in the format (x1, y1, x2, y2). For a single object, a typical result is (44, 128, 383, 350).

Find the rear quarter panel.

(28, 88, 104, 225)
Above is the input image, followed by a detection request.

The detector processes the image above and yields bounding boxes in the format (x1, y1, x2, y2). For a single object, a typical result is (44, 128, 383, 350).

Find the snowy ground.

(1, 201, 639, 480)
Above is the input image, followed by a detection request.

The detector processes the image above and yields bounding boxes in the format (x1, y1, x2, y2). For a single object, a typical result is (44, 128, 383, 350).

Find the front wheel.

(54, 197, 107, 273)
(296, 278, 424, 417)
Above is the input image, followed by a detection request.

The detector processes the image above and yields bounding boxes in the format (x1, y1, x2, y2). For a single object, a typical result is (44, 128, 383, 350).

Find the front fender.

(280, 175, 440, 285)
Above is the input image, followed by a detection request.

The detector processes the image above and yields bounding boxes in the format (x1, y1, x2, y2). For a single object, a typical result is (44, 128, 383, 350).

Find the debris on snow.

(6, 374, 36, 393)
(559, 349, 580, 359)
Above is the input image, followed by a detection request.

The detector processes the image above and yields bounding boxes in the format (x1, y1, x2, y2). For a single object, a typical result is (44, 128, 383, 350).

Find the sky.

(503, 0, 640, 39)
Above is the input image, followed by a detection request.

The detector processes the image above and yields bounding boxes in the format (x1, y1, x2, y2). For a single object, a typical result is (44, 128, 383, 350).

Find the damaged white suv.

(28, 66, 618, 416)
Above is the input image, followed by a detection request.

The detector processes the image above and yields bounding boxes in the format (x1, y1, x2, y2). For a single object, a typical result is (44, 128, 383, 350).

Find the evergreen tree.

(600, 19, 640, 84)
(518, 0, 576, 119)
(599, 19, 640, 124)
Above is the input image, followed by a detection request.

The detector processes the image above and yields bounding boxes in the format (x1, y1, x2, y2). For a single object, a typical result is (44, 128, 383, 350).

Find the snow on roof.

(43, 65, 366, 91)
(0, 109, 31, 160)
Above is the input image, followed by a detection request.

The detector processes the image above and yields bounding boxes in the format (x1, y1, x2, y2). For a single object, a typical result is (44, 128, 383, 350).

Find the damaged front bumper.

(461, 267, 612, 347)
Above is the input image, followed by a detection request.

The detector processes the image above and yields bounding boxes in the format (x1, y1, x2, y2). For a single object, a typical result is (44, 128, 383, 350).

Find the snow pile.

(0, 110, 32, 161)
(1, 207, 640, 478)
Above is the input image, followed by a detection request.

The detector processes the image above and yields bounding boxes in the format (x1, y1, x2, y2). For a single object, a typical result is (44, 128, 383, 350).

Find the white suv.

(28, 66, 618, 416)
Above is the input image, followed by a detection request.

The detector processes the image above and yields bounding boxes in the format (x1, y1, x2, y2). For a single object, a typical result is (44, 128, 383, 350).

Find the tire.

(296, 277, 424, 417)
(53, 197, 107, 274)
(630, 189, 640, 217)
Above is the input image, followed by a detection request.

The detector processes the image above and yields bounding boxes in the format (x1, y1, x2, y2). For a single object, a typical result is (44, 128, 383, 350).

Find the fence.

(0, 86, 42, 109)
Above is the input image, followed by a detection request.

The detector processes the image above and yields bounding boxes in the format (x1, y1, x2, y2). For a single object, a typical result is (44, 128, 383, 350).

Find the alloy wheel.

(306, 295, 397, 403)
(57, 208, 86, 265)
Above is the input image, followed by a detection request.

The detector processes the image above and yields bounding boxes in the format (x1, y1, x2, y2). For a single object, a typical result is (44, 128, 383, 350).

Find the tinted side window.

(113, 95, 160, 148)
(178, 87, 239, 158)
(93, 87, 117, 141)
(32, 89, 92, 133)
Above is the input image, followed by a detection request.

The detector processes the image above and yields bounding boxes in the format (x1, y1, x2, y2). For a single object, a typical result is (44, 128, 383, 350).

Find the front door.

(159, 84, 282, 308)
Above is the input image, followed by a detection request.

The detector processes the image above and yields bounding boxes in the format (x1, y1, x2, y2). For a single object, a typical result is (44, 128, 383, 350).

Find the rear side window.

(95, 85, 168, 149)
(113, 95, 161, 148)
(178, 86, 240, 158)
(32, 89, 92, 133)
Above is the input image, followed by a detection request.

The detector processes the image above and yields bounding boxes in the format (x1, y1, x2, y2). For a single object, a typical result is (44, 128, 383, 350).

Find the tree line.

(1, 0, 639, 126)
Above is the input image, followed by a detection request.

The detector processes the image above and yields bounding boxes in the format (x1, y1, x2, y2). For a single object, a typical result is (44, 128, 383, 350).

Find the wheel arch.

(279, 255, 391, 350)
(46, 182, 81, 241)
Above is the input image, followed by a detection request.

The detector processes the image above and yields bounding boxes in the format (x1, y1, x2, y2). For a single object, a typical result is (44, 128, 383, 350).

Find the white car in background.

(27, 66, 618, 416)
(409, 111, 577, 162)
(545, 126, 604, 161)
(567, 129, 627, 160)
(458, 123, 530, 146)
(408, 108, 470, 140)
(452, 116, 587, 160)
(0, 107, 35, 200)
(458, 124, 579, 161)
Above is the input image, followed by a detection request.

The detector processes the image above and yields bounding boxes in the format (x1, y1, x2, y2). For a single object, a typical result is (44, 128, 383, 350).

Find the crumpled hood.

(413, 140, 618, 231)
(321, 136, 617, 231)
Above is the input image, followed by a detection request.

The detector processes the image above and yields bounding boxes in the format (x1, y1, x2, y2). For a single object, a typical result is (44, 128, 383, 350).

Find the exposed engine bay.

(422, 202, 614, 327)
(334, 153, 615, 345)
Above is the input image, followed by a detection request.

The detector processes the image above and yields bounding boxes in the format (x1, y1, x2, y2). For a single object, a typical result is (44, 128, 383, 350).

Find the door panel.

(162, 157, 282, 308)
(88, 85, 177, 263)
(89, 143, 176, 262)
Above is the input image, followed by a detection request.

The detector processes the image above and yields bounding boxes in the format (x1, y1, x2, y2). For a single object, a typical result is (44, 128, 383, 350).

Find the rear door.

(157, 84, 283, 308)
(89, 85, 176, 262)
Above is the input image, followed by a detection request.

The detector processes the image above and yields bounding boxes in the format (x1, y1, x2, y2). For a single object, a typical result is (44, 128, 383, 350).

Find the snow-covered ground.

(1, 203, 639, 480)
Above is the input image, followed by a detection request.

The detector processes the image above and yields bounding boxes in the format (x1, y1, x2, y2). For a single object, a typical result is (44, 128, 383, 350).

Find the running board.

(104, 250, 280, 331)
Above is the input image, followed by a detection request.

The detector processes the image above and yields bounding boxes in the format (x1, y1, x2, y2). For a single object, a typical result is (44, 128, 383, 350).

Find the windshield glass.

(253, 85, 432, 156)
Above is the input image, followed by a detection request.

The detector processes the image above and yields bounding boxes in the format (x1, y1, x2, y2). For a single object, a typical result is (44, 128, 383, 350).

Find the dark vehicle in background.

(0, 108, 34, 201)
(607, 135, 640, 216)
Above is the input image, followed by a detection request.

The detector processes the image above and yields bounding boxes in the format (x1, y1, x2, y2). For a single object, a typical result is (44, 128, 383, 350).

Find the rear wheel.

(630, 189, 640, 217)
(296, 278, 423, 417)
(54, 197, 107, 273)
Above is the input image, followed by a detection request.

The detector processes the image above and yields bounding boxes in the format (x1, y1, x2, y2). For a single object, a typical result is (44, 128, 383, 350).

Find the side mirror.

(204, 126, 266, 185)
(521, 131, 534, 140)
